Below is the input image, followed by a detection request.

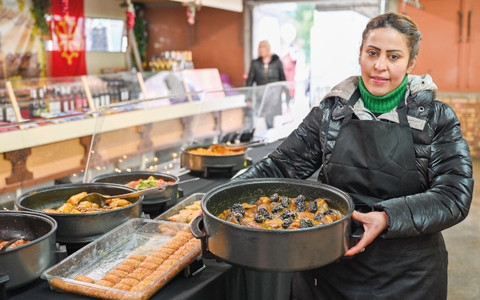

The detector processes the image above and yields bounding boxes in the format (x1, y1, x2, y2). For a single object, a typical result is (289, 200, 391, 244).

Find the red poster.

(50, 0, 87, 77)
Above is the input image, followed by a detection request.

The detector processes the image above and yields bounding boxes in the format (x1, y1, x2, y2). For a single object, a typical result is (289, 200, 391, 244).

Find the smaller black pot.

(16, 183, 142, 244)
(0, 210, 57, 290)
(92, 171, 179, 214)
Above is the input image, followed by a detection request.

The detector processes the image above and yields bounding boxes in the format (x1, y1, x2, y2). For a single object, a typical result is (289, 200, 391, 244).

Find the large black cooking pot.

(91, 171, 179, 214)
(0, 210, 57, 290)
(15, 183, 142, 244)
(191, 178, 355, 272)
(181, 143, 248, 177)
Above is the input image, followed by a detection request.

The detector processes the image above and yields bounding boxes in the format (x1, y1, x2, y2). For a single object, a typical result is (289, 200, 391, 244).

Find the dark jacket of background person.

(246, 54, 286, 86)
(246, 55, 287, 129)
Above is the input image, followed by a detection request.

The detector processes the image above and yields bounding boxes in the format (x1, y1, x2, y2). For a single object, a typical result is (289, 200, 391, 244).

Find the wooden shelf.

(0, 95, 246, 153)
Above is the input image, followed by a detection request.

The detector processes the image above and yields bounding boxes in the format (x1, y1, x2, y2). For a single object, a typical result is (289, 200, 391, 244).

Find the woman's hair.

(360, 12, 422, 63)
(259, 40, 271, 49)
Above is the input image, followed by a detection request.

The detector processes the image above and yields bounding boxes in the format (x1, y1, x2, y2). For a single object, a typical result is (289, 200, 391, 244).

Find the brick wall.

(440, 93, 480, 157)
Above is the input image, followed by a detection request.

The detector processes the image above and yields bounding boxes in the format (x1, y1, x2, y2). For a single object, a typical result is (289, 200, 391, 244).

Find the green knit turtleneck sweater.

(358, 75, 408, 114)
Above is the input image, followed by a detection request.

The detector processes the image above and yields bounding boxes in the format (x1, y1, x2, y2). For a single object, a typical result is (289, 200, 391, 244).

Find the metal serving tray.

(155, 193, 204, 222)
(42, 219, 200, 300)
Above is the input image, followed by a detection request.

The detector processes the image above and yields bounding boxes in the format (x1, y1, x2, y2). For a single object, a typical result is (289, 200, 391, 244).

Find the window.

(85, 18, 127, 52)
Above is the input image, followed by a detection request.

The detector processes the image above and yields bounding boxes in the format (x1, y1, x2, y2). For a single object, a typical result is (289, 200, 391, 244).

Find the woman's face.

(359, 27, 415, 96)
(258, 42, 271, 58)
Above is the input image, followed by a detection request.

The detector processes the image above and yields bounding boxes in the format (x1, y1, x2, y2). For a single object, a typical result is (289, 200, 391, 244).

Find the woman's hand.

(344, 210, 388, 256)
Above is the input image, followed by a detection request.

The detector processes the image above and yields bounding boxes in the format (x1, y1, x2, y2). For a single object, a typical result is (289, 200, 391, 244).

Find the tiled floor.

(444, 157, 479, 299)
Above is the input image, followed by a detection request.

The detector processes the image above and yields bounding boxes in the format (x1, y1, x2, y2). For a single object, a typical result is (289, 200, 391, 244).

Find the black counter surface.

(7, 140, 283, 300)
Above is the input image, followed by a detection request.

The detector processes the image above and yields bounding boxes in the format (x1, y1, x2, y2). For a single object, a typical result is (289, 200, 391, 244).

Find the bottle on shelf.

(74, 88, 83, 111)
(38, 88, 48, 117)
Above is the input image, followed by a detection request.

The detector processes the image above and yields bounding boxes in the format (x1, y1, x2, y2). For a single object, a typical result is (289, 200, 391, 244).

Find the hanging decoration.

(126, 3, 135, 31)
(186, 4, 196, 25)
(50, 0, 86, 77)
(31, 0, 51, 37)
(133, 3, 147, 64)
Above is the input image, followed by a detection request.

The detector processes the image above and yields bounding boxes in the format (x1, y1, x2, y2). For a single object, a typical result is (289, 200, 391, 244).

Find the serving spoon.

(79, 177, 200, 206)
(221, 140, 265, 151)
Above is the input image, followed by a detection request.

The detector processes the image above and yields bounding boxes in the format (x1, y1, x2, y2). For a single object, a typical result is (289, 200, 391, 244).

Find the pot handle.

(190, 214, 216, 260)
(348, 219, 364, 249)
(190, 214, 206, 239)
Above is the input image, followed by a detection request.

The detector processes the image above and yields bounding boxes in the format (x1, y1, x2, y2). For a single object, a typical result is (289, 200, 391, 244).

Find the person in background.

(246, 40, 287, 129)
(237, 13, 473, 299)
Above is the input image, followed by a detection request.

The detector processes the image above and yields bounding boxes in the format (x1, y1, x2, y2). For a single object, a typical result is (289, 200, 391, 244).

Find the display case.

(0, 73, 311, 210)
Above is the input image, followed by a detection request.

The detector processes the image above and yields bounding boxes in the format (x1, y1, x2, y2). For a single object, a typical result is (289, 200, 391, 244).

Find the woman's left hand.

(344, 210, 388, 256)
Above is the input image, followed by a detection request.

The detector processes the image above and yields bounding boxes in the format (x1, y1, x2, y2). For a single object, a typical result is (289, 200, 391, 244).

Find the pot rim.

(181, 143, 247, 158)
(91, 171, 180, 186)
(201, 178, 355, 233)
(0, 210, 57, 254)
(15, 183, 143, 217)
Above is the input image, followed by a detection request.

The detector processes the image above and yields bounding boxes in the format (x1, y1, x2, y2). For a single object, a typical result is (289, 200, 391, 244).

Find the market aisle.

(444, 157, 480, 299)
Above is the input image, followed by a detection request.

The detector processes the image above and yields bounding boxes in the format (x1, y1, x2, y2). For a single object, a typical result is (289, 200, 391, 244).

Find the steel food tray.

(42, 219, 200, 300)
(155, 193, 204, 222)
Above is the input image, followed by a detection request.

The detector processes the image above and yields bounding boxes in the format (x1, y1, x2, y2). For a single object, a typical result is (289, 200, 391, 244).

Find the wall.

(84, 0, 128, 74)
(441, 94, 480, 157)
(145, 5, 244, 87)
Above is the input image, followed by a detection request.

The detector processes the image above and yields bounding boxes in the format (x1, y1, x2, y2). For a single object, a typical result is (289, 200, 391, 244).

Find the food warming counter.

(7, 140, 284, 300)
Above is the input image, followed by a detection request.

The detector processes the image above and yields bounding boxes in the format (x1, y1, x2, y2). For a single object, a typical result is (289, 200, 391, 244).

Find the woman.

(236, 13, 473, 299)
(246, 40, 287, 129)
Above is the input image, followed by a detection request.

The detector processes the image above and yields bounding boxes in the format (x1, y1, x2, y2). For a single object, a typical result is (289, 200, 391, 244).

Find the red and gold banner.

(50, 0, 86, 77)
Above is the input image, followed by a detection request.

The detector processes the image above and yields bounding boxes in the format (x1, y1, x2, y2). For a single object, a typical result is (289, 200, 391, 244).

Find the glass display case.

(0, 70, 312, 210)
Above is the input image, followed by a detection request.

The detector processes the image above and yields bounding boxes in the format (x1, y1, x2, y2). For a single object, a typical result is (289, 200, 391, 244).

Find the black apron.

(291, 90, 448, 300)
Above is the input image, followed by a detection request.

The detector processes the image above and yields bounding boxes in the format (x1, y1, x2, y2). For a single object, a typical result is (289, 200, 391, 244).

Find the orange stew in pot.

(218, 194, 343, 229)
(187, 145, 244, 156)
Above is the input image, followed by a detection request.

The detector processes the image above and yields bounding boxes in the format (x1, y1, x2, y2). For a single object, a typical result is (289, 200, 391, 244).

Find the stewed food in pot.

(41, 192, 132, 214)
(218, 194, 343, 229)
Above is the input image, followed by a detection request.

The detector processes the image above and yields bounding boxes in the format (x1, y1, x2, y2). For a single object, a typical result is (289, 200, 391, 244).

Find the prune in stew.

(300, 219, 314, 228)
(296, 201, 307, 213)
(313, 212, 324, 221)
(265, 214, 275, 220)
(281, 196, 290, 208)
(324, 209, 333, 215)
(254, 213, 265, 223)
(280, 209, 296, 220)
(271, 203, 284, 214)
(231, 203, 245, 216)
(294, 195, 306, 205)
(309, 201, 318, 213)
(270, 193, 280, 202)
(258, 207, 269, 217)
(282, 218, 293, 229)
(228, 212, 243, 221)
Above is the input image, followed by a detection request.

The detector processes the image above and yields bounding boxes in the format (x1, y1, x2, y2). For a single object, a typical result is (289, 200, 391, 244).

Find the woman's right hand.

(344, 210, 388, 256)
